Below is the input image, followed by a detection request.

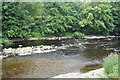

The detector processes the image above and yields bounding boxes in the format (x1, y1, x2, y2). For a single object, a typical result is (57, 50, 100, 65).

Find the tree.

(2, 2, 35, 38)
(2, 2, 120, 38)
(79, 2, 115, 35)
(111, 2, 120, 35)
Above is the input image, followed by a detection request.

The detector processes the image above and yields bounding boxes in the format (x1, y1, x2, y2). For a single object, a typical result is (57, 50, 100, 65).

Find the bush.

(2, 38, 13, 46)
(46, 32, 74, 37)
(103, 54, 119, 78)
(74, 32, 85, 38)
(31, 32, 44, 38)
(58, 32, 74, 37)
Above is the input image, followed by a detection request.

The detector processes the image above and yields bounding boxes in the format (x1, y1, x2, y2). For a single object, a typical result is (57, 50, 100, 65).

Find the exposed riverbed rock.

(28, 36, 72, 40)
(80, 64, 102, 73)
(1, 45, 58, 59)
(1, 43, 84, 59)
(84, 35, 119, 39)
(52, 68, 107, 78)
(80, 68, 107, 78)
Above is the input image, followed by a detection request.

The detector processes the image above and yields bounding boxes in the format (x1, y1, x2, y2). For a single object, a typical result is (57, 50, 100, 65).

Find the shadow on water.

(4, 38, 76, 48)
(2, 37, 120, 78)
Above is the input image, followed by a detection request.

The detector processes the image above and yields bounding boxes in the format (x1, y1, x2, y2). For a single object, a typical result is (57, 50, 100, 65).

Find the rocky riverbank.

(84, 35, 120, 39)
(1, 42, 79, 60)
(1, 45, 58, 60)
(51, 68, 107, 78)
(11, 36, 73, 42)
(10, 35, 120, 42)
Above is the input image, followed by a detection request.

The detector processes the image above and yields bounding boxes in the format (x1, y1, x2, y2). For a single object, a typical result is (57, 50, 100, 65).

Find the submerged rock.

(80, 64, 102, 73)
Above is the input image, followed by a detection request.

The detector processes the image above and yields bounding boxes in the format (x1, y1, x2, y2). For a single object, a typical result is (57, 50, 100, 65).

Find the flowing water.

(2, 37, 120, 78)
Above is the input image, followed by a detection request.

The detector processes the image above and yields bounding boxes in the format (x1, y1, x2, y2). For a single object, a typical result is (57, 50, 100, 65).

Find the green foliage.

(40, 3, 77, 34)
(74, 32, 85, 37)
(79, 3, 116, 35)
(103, 54, 119, 78)
(2, 2, 35, 38)
(31, 32, 44, 38)
(55, 32, 74, 37)
(111, 2, 120, 35)
(2, 2, 120, 39)
(2, 38, 13, 46)
(63, 32, 74, 37)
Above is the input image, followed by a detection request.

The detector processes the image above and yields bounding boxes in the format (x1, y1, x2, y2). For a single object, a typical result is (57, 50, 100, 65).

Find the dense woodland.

(2, 2, 120, 39)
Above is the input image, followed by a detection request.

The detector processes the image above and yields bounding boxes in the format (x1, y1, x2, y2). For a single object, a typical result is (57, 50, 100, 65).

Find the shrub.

(2, 38, 13, 46)
(31, 32, 44, 38)
(103, 54, 119, 78)
(47, 32, 74, 37)
(58, 32, 74, 37)
(74, 32, 85, 38)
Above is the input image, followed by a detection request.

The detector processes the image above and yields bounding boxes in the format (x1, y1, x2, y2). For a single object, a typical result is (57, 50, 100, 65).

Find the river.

(2, 37, 120, 78)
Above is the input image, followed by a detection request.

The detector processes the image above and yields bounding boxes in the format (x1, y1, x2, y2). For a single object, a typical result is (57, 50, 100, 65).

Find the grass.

(103, 54, 119, 78)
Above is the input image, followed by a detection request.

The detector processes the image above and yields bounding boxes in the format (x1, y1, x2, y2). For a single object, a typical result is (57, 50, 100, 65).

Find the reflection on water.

(2, 37, 120, 78)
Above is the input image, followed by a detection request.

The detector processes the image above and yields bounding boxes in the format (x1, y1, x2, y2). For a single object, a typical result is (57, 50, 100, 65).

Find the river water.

(2, 37, 120, 78)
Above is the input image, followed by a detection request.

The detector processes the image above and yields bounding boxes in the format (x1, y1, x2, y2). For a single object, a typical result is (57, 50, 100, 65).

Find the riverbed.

(1, 36, 120, 78)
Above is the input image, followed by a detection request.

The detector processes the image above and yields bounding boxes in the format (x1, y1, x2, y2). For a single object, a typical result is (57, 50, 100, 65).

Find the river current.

(2, 37, 120, 78)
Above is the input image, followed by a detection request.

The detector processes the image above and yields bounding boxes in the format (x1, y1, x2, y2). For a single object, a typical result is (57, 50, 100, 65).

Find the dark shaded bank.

(8, 36, 73, 42)
(4, 36, 120, 48)
(3, 36, 73, 48)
